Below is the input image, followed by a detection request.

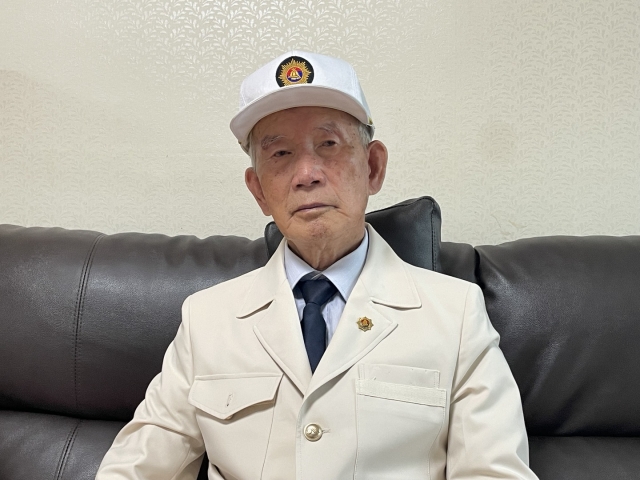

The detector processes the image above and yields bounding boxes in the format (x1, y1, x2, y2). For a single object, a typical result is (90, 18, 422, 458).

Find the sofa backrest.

(264, 196, 442, 271)
(0, 225, 268, 421)
(474, 236, 640, 437)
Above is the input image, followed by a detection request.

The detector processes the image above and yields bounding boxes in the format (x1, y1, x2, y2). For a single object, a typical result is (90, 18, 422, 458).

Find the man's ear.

(245, 167, 272, 216)
(366, 140, 388, 195)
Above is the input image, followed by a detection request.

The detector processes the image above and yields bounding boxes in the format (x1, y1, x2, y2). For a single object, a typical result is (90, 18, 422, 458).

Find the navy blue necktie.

(298, 276, 337, 373)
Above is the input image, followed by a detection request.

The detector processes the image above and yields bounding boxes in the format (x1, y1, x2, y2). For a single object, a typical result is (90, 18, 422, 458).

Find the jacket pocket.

(355, 372, 445, 480)
(188, 373, 282, 478)
(189, 372, 282, 420)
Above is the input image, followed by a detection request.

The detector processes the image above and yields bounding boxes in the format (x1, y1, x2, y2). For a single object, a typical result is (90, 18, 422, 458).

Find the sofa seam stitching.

(53, 419, 82, 480)
(73, 233, 105, 411)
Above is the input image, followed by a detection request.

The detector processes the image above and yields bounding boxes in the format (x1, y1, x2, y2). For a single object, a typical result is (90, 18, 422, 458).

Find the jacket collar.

(357, 224, 421, 309)
(236, 237, 288, 319)
(237, 224, 421, 317)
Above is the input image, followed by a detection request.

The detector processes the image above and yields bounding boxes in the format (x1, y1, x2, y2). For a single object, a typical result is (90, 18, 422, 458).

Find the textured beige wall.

(1, 0, 639, 245)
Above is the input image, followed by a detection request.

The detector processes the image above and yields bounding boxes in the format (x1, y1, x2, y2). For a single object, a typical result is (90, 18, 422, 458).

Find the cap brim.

(230, 85, 372, 150)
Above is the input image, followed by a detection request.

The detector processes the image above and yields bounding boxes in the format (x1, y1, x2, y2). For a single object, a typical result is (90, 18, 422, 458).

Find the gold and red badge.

(276, 56, 314, 87)
(357, 317, 373, 332)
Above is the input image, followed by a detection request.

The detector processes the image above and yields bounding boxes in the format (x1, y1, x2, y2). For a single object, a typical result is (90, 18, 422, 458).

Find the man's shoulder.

(367, 224, 474, 295)
(401, 260, 478, 298)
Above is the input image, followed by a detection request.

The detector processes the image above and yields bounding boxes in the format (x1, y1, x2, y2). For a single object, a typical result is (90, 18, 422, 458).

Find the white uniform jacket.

(97, 225, 537, 480)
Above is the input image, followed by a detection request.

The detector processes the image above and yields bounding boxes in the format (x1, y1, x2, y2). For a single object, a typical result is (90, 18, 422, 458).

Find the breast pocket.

(188, 373, 282, 478)
(355, 365, 446, 480)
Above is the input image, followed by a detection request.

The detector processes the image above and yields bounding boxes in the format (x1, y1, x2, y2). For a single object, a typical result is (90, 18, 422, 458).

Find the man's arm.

(96, 297, 205, 479)
(446, 284, 538, 479)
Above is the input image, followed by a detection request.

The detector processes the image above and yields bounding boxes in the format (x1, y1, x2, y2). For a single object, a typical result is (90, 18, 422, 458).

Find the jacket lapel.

(306, 225, 422, 398)
(238, 225, 423, 398)
(238, 241, 312, 394)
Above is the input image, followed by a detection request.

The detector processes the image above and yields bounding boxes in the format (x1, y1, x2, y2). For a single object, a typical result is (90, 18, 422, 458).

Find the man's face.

(245, 107, 387, 255)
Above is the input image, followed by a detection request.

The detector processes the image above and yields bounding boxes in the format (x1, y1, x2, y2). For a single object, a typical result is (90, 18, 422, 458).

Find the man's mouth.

(295, 203, 331, 213)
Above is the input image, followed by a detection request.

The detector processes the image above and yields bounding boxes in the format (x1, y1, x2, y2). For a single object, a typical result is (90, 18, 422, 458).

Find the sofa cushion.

(264, 196, 442, 272)
(0, 410, 125, 480)
(529, 436, 640, 480)
(476, 235, 640, 436)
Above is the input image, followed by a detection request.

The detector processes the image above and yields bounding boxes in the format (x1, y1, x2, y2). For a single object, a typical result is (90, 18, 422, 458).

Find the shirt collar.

(284, 229, 369, 302)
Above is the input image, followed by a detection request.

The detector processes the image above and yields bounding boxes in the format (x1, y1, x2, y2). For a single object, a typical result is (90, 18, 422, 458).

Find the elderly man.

(97, 51, 537, 479)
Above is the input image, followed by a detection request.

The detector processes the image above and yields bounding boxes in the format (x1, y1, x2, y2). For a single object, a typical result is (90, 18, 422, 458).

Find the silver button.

(303, 423, 323, 442)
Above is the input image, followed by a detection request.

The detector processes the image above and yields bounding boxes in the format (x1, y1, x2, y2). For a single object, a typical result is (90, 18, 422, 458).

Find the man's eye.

(273, 150, 289, 157)
(322, 140, 337, 147)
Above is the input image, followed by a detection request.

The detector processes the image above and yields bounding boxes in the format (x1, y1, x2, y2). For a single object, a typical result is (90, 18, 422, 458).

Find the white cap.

(230, 50, 374, 152)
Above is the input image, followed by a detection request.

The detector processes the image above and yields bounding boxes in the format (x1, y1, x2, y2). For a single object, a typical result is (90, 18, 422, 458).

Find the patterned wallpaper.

(1, 0, 639, 245)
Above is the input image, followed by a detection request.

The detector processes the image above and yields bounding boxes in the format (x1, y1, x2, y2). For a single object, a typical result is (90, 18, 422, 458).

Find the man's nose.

(292, 151, 324, 188)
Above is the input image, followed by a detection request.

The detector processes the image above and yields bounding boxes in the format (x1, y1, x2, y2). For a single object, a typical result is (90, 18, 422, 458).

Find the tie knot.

(298, 276, 337, 307)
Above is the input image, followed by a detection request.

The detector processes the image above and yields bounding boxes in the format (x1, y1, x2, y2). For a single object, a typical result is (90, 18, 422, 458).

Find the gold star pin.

(357, 317, 373, 332)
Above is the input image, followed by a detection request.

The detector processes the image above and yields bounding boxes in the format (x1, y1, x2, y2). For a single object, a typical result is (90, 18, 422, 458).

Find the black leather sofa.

(1, 197, 639, 480)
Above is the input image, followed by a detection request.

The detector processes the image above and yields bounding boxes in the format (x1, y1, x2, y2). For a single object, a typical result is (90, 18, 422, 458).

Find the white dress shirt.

(284, 229, 369, 344)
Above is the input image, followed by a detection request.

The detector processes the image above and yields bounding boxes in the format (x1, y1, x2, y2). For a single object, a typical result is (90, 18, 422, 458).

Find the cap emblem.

(276, 56, 314, 87)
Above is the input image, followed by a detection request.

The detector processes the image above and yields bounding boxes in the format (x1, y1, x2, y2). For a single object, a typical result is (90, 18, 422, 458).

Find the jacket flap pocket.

(357, 379, 446, 407)
(189, 373, 283, 419)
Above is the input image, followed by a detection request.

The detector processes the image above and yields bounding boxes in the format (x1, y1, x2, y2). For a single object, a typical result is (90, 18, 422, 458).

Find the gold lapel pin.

(357, 317, 373, 332)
